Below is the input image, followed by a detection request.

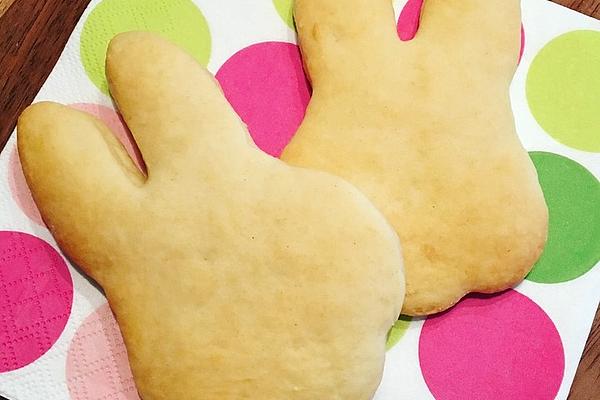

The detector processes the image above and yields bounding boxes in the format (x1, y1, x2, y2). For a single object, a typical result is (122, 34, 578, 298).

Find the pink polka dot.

(519, 24, 525, 64)
(8, 147, 44, 226)
(66, 303, 139, 400)
(70, 103, 145, 171)
(396, 5, 524, 58)
(0, 231, 73, 372)
(216, 42, 311, 157)
(419, 290, 564, 400)
(397, 0, 423, 41)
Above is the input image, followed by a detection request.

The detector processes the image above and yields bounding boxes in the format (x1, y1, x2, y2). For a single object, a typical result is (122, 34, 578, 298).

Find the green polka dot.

(81, 0, 211, 95)
(526, 152, 600, 283)
(273, 0, 294, 30)
(386, 316, 411, 351)
(526, 30, 600, 152)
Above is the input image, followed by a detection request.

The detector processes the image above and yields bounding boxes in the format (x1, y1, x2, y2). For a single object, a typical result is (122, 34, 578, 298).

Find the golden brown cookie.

(282, 0, 548, 315)
(17, 32, 404, 399)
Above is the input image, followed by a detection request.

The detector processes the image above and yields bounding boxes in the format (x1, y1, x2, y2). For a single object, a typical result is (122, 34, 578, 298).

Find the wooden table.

(0, 0, 598, 398)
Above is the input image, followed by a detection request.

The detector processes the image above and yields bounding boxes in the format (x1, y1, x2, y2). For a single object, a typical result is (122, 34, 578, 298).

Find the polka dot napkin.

(0, 0, 599, 399)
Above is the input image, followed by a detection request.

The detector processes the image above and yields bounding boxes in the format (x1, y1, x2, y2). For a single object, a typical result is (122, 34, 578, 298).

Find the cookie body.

(18, 32, 404, 399)
(282, 0, 548, 315)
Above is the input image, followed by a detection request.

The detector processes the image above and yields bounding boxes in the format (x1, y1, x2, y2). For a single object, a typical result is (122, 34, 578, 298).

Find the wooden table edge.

(0, 0, 598, 399)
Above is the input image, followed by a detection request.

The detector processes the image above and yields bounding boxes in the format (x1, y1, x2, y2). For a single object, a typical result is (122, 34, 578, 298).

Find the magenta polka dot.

(66, 303, 139, 400)
(419, 290, 564, 400)
(8, 148, 44, 226)
(396, 3, 524, 58)
(0, 231, 73, 372)
(519, 24, 525, 64)
(397, 0, 423, 41)
(70, 103, 145, 171)
(216, 42, 311, 157)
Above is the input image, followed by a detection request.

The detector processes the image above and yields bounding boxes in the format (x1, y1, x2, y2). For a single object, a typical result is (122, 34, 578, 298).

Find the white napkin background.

(0, 0, 598, 399)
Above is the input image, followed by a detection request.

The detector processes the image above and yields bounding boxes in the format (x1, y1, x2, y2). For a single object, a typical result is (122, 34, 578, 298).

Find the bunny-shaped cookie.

(17, 32, 404, 399)
(282, 0, 548, 315)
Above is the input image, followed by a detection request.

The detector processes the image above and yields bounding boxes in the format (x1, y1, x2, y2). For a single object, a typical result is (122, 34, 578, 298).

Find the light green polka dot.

(81, 0, 211, 95)
(386, 316, 411, 351)
(273, 0, 295, 30)
(526, 152, 600, 283)
(527, 30, 600, 152)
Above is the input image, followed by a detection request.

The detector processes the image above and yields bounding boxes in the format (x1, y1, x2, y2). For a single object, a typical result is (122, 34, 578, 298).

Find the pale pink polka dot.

(66, 303, 139, 400)
(0, 231, 73, 372)
(9, 104, 144, 225)
(419, 290, 564, 400)
(216, 42, 311, 157)
(70, 103, 145, 171)
(8, 147, 44, 226)
(397, 0, 424, 41)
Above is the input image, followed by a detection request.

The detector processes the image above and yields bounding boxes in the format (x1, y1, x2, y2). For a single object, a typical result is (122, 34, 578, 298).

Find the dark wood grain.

(0, 0, 598, 399)
(0, 0, 91, 150)
(555, 0, 600, 16)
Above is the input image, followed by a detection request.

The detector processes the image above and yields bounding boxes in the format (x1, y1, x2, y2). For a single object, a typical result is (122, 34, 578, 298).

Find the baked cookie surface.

(282, 0, 548, 315)
(17, 32, 404, 399)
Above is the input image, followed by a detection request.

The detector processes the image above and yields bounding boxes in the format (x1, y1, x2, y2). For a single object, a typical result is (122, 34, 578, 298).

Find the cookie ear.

(415, 0, 521, 74)
(106, 32, 250, 179)
(294, 0, 398, 89)
(17, 102, 143, 283)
